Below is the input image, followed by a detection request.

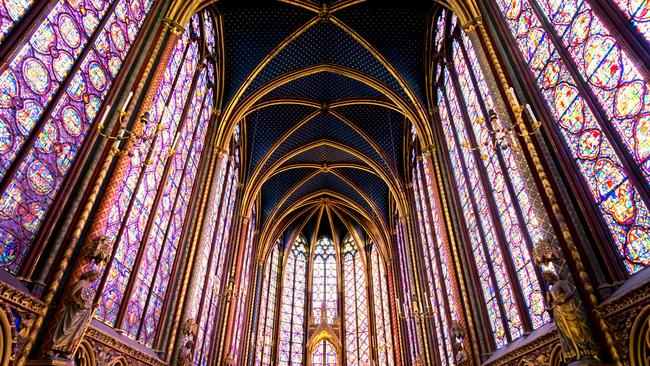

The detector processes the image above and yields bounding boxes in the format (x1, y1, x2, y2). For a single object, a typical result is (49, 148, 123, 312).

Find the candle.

(122, 91, 134, 110)
(508, 87, 519, 105)
(97, 104, 111, 127)
(525, 104, 537, 122)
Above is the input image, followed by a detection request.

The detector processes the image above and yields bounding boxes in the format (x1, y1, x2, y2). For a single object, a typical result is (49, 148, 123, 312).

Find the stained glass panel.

(0, 0, 154, 272)
(0, 0, 34, 42)
(278, 235, 307, 366)
(256, 243, 280, 366)
(371, 247, 394, 366)
(312, 236, 337, 324)
(232, 211, 256, 363)
(342, 235, 370, 366)
(495, 0, 650, 272)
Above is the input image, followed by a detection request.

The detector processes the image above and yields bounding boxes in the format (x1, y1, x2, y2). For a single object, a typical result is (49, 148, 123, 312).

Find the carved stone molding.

(84, 327, 166, 366)
(596, 276, 650, 365)
(0, 282, 42, 361)
(483, 326, 560, 366)
(0, 282, 44, 313)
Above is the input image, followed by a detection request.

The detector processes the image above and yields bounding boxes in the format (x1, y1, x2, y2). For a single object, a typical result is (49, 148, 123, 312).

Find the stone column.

(219, 216, 252, 363)
(170, 147, 228, 359)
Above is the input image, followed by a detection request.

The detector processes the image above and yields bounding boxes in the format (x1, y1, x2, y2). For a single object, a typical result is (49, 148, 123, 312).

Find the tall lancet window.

(232, 207, 257, 363)
(370, 246, 394, 366)
(342, 234, 370, 366)
(433, 12, 551, 348)
(493, 0, 650, 273)
(311, 340, 337, 366)
(91, 9, 218, 346)
(410, 124, 457, 365)
(394, 212, 419, 362)
(191, 122, 241, 366)
(278, 234, 308, 366)
(312, 236, 338, 324)
(613, 1, 650, 42)
(255, 241, 281, 366)
(0, 0, 155, 273)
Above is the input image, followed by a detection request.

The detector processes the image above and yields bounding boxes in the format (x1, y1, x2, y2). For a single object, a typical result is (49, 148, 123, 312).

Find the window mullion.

(136, 73, 209, 339)
(439, 81, 514, 343)
(527, 0, 650, 206)
(446, 52, 535, 334)
(416, 162, 455, 363)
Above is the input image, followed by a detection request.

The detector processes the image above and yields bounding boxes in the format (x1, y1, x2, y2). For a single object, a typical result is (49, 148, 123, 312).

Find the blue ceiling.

(282, 144, 366, 166)
(263, 72, 386, 101)
(218, 0, 436, 235)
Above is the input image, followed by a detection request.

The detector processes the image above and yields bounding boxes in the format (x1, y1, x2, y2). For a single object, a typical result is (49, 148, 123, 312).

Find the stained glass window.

(395, 214, 420, 362)
(411, 156, 454, 365)
(614, 0, 650, 42)
(255, 242, 281, 366)
(432, 11, 553, 348)
(0, 0, 155, 273)
(312, 236, 338, 324)
(311, 340, 337, 366)
(231, 208, 256, 363)
(494, 0, 650, 273)
(0, 0, 34, 42)
(342, 234, 370, 366)
(193, 122, 240, 366)
(95, 12, 220, 347)
(278, 235, 308, 366)
(370, 246, 394, 366)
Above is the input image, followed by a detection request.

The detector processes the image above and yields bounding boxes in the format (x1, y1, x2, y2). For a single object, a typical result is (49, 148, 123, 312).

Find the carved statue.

(178, 319, 198, 366)
(543, 269, 597, 362)
(533, 240, 598, 363)
(450, 320, 468, 365)
(48, 269, 101, 359)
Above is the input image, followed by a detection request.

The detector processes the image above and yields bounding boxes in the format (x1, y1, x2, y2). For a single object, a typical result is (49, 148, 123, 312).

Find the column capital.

(215, 148, 228, 158)
(421, 145, 436, 157)
(162, 18, 185, 35)
(462, 16, 483, 33)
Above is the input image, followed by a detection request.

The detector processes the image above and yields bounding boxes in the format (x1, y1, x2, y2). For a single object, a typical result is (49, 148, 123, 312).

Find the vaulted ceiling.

(217, 0, 439, 255)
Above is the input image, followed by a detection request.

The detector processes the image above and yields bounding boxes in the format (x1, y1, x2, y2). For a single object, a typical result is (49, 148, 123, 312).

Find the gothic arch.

(0, 308, 10, 366)
(73, 340, 97, 366)
(630, 305, 650, 366)
(306, 328, 343, 366)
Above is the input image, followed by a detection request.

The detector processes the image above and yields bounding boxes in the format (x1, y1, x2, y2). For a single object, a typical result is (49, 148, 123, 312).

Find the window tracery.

(494, 0, 650, 273)
(0, 0, 154, 272)
(94, 11, 220, 348)
(278, 235, 308, 366)
(342, 234, 369, 366)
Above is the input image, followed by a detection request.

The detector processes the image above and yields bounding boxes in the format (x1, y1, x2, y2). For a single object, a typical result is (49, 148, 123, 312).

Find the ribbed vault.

(212, 0, 440, 259)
